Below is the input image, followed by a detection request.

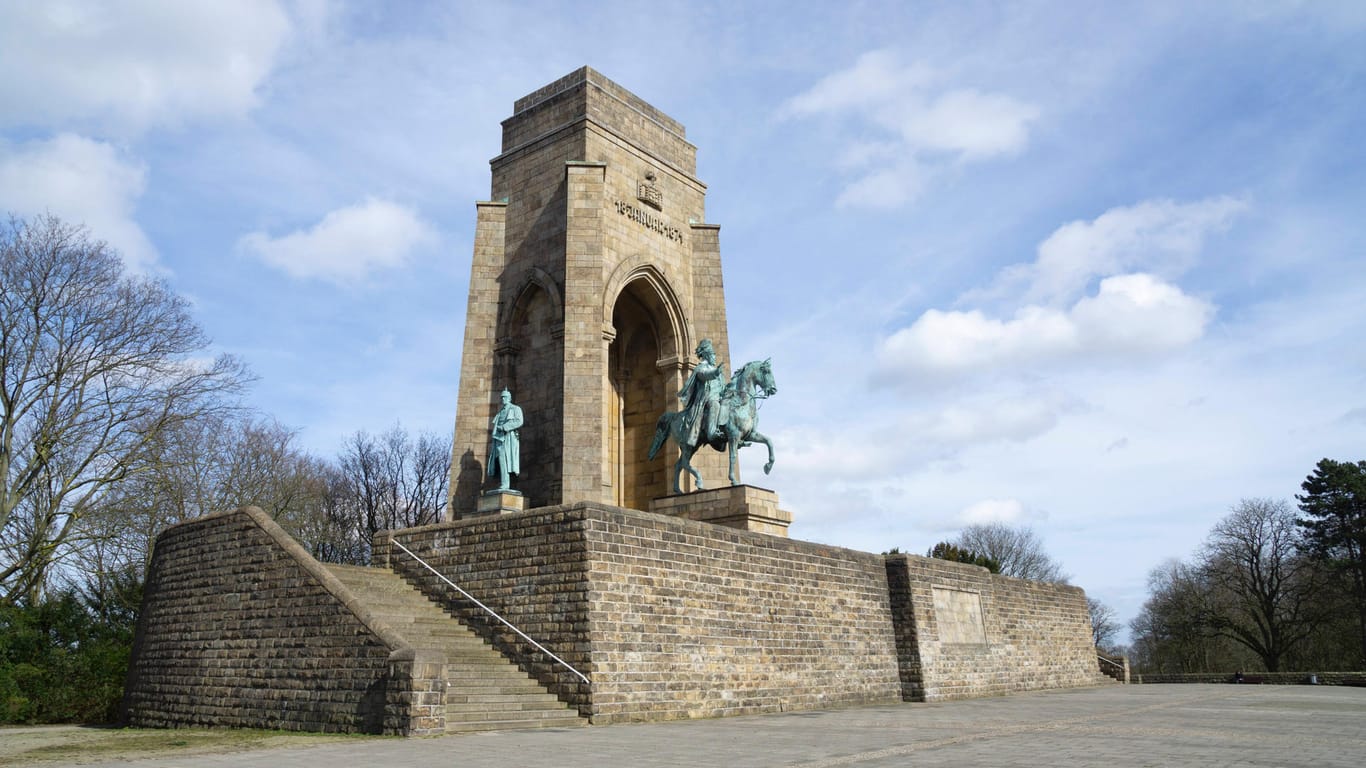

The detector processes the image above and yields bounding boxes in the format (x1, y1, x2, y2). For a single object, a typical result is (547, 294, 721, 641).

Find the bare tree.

(952, 522, 1069, 582)
(1, 215, 249, 604)
(1088, 596, 1120, 650)
(332, 424, 450, 556)
(71, 413, 333, 596)
(1199, 498, 1332, 672)
(1128, 558, 1242, 673)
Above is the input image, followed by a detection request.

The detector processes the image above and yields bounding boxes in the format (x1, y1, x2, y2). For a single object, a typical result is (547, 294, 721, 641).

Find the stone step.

(443, 674, 548, 689)
(445, 683, 557, 696)
(446, 692, 565, 705)
(446, 698, 566, 712)
(445, 667, 543, 680)
(323, 563, 586, 734)
(445, 706, 580, 722)
(442, 710, 581, 727)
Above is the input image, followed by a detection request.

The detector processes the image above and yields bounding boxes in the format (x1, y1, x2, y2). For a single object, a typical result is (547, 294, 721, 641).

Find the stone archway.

(607, 274, 684, 510)
(498, 272, 564, 507)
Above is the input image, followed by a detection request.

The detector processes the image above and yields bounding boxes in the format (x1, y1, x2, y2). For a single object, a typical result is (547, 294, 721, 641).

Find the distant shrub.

(0, 579, 139, 724)
(927, 542, 1002, 573)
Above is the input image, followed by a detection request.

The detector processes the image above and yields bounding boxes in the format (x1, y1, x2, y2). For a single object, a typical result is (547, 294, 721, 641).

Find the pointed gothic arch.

(603, 261, 690, 508)
(492, 267, 565, 506)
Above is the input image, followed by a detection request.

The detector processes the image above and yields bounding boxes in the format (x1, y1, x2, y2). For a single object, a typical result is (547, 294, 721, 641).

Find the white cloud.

(879, 305, 1077, 375)
(877, 272, 1213, 379)
(958, 498, 1029, 526)
(876, 197, 1238, 382)
(834, 164, 926, 210)
(900, 88, 1037, 159)
(914, 394, 1069, 446)
(1072, 274, 1213, 352)
(0, 0, 289, 133)
(783, 49, 1038, 208)
(782, 50, 930, 117)
(1002, 197, 1247, 305)
(0, 133, 157, 271)
(239, 198, 436, 283)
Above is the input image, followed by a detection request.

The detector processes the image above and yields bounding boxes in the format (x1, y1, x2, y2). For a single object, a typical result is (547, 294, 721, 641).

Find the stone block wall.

(376, 502, 903, 724)
(124, 507, 443, 735)
(1133, 671, 1365, 685)
(886, 554, 1106, 701)
(376, 506, 597, 715)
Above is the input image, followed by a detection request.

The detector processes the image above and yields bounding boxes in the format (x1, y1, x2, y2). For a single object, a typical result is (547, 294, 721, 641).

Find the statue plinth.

(474, 490, 525, 517)
(649, 485, 791, 537)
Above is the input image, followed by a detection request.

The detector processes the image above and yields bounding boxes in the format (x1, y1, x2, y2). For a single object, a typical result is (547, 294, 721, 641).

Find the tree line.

(1129, 461, 1366, 674)
(1, 215, 451, 722)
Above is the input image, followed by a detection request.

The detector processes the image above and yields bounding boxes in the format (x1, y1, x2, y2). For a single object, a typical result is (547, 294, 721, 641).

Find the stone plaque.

(931, 587, 987, 644)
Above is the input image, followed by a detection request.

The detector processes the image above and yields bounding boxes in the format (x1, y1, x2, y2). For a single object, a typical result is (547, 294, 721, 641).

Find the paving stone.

(86, 685, 1366, 768)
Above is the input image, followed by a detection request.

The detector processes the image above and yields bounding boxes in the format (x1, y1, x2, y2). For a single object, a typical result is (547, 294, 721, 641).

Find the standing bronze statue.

(487, 388, 523, 492)
(649, 339, 778, 494)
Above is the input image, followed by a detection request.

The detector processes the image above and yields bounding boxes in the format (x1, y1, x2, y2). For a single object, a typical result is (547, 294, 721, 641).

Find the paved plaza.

(76, 684, 1365, 767)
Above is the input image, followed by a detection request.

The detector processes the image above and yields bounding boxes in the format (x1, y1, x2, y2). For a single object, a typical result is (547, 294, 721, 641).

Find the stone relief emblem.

(637, 169, 663, 210)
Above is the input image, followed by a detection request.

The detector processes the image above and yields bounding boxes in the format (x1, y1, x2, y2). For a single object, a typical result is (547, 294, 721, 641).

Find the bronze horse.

(648, 358, 777, 494)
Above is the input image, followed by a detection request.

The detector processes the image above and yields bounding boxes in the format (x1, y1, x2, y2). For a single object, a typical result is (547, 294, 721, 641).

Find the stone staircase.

(1097, 653, 1129, 684)
(325, 564, 586, 733)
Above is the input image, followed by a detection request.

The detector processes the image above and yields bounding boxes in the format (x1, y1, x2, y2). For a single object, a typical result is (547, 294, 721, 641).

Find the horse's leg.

(727, 427, 740, 486)
(688, 456, 704, 490)
(679, 443, 704, 492)
(672, 453, 685, 494)
(747, 429, 776, 474)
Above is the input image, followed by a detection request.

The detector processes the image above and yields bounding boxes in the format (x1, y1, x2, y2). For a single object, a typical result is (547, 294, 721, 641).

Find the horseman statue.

(677, 338, 726, 448)
(649, 338, 778, 494)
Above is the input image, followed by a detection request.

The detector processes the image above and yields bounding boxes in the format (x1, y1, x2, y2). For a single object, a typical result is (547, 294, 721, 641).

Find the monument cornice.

(491, 116, 707, 193)
(508, 67, 690, 141)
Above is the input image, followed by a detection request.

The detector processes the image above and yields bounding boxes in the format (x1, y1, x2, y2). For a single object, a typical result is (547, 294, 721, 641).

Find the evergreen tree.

(1297, 458, 1366, 665)
(927, 541, 1002, 573)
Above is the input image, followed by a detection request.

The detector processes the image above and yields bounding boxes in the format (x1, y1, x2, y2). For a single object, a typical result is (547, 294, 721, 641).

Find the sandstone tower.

(449, 68, 732, 516)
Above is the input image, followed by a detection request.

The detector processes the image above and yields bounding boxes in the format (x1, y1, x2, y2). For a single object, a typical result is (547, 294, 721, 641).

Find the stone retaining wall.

(123, 507, 443, 735)
(887, 554, 1106, 701)
(376, 502, 904, 724)
(1135, 672, 1366, 685)
(127, 503, 1108, 733)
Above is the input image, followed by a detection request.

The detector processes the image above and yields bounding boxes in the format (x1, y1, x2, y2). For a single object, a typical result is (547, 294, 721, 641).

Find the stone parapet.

(123, 507, 440, 735)
(648, 484, 792, 536)
(886, 554, 1109, 702)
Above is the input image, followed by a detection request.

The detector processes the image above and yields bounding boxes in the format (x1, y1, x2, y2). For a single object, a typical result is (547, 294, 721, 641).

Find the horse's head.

(758, 358, 777, 397)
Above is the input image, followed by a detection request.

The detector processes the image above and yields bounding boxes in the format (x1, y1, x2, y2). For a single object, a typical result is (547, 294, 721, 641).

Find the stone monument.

(123, 69, 1112, 738)
(448, 67, 734, 516)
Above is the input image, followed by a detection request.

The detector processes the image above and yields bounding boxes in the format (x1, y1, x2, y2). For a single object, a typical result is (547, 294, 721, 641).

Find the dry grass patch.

(0, 724, 381, 765)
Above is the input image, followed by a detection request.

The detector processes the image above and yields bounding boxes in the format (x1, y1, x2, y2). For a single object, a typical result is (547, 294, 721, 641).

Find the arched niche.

(604, 265, 688, 509)
(496, 268, 565, 506)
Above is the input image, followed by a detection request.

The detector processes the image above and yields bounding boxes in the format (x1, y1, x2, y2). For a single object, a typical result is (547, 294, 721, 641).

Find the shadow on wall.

(360, 679, 386, 733)
(456, 449, 482, 513)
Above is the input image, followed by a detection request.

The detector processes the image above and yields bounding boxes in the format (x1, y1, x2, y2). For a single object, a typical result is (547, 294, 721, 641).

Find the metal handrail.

(1097, 654, 1125, 670)
(389, 538, 590, 685)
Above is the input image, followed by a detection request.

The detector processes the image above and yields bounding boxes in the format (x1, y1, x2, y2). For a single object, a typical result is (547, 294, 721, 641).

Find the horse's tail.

(647, 411, 673, 461)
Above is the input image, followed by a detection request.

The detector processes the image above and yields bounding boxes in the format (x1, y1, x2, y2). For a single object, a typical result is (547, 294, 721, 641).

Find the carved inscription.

(613, 199, 684, 243)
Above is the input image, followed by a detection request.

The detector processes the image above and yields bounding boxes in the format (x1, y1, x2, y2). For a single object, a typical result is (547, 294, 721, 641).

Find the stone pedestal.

(649, 485, 792, 537)
(474, 490, 525, 517)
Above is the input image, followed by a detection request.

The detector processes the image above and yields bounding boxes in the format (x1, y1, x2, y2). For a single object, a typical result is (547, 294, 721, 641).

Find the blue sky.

(3, 1, 1364, 641)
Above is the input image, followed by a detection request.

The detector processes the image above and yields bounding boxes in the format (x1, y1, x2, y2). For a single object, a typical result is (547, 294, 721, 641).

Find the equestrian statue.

(648, 338, 778, 494)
